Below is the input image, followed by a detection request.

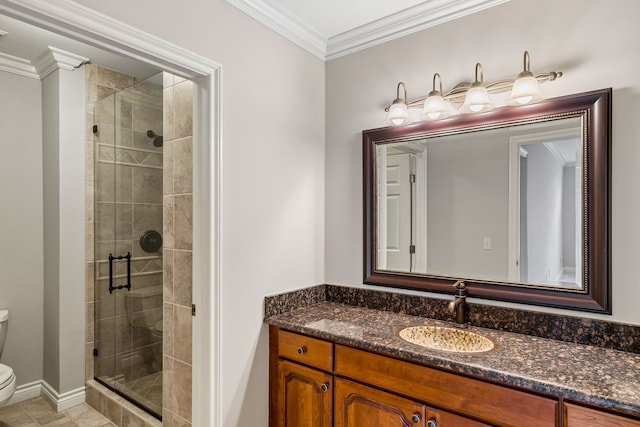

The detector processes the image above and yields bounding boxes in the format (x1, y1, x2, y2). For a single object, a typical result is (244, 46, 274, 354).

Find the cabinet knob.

(321, 383, 330, 392)
(427, 419, 437, 427)
(411, 414, 421, 424)
(297, 347, 306, 354)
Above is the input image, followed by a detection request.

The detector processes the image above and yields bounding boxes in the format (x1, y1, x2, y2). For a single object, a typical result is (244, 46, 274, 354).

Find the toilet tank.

(0, 310, 8, 356)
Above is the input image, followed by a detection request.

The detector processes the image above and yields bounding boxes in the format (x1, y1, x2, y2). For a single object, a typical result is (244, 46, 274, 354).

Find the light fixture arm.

(474, 63, 483, 84)
(432, 73, 443, 94)
(524, 50, 531, 73)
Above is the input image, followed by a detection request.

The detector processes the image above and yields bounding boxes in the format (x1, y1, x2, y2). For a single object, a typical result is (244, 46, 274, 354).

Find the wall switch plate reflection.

(483, 237, 492, 250)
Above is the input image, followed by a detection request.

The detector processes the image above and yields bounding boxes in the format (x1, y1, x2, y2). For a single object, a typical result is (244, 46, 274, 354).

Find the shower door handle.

(109, 252, 132, 294)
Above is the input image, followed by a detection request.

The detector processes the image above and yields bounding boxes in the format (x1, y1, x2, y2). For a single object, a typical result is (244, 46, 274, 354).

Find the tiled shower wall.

(85, 65, 193, 425)
(161, 74, 194, 426)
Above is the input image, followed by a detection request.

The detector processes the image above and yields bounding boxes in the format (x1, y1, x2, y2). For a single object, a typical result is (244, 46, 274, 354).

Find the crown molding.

(225, 0, 509, 61)
(326, 0, 510, 60)
(0, 45, 88, 79)
(33, 45, 88, 78)
(225, 0, 326, 60)
(0, 51, 39, 78)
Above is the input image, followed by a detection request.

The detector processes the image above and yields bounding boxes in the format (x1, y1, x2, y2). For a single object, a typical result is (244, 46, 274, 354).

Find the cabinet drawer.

(335, 344, 558, 427)
(278, 330, 334, 371)
(565, 403, 640, 427)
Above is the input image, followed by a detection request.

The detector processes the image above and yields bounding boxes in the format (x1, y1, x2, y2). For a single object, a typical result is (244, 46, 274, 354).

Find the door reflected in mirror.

(376, 117, 583, 290)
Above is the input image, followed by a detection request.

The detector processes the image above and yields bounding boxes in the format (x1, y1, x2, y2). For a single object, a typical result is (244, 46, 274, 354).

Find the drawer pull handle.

(426, 419, 436, 427)
(297, 347, 306, 354)
(321, 383, 329, 392)
(411, 414, 421, 424)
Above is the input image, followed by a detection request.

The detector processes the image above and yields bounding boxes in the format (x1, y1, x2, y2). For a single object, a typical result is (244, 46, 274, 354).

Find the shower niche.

(93, 72, 164, 419)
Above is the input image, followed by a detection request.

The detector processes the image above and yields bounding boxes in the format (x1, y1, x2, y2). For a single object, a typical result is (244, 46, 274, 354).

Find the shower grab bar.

(108, 252, 132, 294)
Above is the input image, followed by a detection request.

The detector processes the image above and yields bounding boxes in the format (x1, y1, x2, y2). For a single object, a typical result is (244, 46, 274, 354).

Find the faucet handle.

(447, 300, 456, 314)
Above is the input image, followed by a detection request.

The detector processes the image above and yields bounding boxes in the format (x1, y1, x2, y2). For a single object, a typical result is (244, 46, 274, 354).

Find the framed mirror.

(363, 89, 611, 313)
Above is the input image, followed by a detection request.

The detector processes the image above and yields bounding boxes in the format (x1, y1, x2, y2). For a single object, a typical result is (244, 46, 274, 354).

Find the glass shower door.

(93, 89, 118, 393)
(93, 73, 164, 419)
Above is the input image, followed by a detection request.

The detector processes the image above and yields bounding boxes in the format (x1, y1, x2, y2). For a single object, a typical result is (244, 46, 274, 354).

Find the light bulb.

(517, 95, 533, 104)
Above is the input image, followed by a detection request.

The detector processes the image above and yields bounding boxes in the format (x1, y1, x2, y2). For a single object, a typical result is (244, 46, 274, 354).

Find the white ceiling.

(226, 0, 510, 60)
(261, 0, 429, 37)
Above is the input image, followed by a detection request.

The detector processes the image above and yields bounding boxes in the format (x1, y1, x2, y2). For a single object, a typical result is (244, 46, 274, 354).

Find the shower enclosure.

(93, 72, 164, 419)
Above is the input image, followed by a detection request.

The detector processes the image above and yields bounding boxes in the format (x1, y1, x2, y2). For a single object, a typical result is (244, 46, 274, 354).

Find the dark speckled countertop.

(267, 302, 640, 417)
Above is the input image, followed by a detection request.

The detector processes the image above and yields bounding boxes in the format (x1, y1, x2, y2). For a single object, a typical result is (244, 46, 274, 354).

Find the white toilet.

(0, 310, 16, 406)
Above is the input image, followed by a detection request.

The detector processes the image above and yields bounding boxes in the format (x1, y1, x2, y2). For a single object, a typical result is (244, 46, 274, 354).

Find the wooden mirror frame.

(363, 88, 611, 313)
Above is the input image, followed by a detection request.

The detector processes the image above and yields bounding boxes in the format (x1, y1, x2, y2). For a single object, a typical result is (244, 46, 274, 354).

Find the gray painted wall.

(0, 71, 44, 387)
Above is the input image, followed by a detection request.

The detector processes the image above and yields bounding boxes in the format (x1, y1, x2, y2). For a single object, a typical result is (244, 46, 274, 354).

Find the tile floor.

(0, 397, 114, 427)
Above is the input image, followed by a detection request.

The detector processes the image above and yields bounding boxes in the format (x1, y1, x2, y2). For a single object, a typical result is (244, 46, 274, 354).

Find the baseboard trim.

(6, 380, 86, 411)
(5, 380, 42, 406)
(41, 381, 86, 411)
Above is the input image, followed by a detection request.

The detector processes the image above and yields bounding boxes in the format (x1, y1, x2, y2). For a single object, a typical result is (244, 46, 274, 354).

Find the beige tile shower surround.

(162, 73, 194, 426)
(85, 65, 193, 425)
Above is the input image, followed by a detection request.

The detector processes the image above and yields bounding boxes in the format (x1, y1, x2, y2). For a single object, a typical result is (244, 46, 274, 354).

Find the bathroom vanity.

(267, 301, 640, 427)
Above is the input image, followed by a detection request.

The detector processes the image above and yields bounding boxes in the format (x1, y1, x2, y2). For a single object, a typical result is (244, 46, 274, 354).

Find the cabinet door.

(335, 378, 426, 426)
(277, 360, 332, 427)
(565, 403, 640, 427)
(426, 406, 492, 427)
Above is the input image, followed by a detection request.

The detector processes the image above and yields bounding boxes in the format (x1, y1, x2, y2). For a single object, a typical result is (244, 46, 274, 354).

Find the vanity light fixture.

(384, 81, 411, 126)
(384, 51, 562, 125)
(507, 51, 544, 105)
(459, 63, 494, 114)
(421, 73, 455, 120)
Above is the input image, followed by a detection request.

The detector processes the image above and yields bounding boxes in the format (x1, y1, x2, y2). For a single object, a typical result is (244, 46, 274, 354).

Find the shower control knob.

(139, 230, 162, 253)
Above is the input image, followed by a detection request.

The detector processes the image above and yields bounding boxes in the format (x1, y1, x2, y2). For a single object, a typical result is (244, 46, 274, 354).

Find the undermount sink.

(397, 325, 495, 353)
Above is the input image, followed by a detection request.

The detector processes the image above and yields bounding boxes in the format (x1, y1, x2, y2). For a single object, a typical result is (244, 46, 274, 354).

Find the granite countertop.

(266, 302, 640, 417)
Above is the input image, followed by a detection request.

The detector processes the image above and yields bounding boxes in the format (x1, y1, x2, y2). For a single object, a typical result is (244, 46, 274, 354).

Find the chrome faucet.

(447, 281, 466, 326)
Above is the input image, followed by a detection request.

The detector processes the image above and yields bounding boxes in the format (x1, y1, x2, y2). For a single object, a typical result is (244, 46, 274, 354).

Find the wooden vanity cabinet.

(564, 403, 640, 427)
(270, 326, 635, 427)
(270, 326, 556, 426)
